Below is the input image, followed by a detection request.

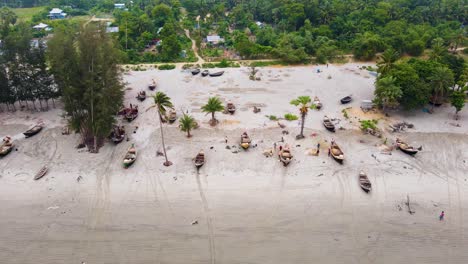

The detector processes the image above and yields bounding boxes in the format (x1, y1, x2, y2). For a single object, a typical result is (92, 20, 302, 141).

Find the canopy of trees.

(48, 23, 124, 151)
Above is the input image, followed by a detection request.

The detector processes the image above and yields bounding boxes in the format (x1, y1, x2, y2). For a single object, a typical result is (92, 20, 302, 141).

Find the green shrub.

(360, 119, 378, 131)
(202, 63, 216, 68)
(158, 64, 176, 70)
(284, 113, 298, 121)
(342, 109, 349, 119)
(267, 115, 278, 121)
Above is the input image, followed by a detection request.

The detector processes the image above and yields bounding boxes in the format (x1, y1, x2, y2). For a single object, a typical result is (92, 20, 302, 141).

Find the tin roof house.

(48, 8, 66, 19)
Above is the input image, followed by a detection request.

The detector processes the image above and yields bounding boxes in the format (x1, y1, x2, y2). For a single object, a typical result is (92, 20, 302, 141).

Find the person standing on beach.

(328, 148, 331, 157)
(439, 211, 445, 221)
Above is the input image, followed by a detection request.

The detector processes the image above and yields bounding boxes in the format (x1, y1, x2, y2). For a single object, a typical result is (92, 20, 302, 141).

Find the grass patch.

(360, 119, 378, 131)
(249, 60, 285, 67)
(341, 109, 349, 119)
(267, 115, 278, 121)
(202, 59, 240, 69)
(284, 113, 298, 121)
(158, 64, 176, 70)
(12, 7, 44, 21)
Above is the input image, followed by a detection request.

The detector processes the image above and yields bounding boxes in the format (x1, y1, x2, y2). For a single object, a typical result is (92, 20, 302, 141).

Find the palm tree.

(429, 67, 454, 110)
(377, 48, 399, 75)
(150, 91, 174, 166)
(290, 96, 312, 139)
(179, 113, 196, 137)
(201, 97, 224, 125)
(429, 38, 446, 62)
(374, 76, 402, 112)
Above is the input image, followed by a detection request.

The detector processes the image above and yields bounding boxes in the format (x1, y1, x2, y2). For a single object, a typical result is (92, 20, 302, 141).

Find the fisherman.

(439, 211, 445, 221)
(328, 148, 331, 157)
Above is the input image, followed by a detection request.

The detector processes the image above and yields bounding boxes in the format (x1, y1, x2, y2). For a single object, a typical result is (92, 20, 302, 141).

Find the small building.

(206, 35, 224, 45)
(255, 21, 264, 28)
(48, 8, 66, 19)
(114, 3, 125, 9)
(33, 23, 51, 31)
(106, 26, 119, 33)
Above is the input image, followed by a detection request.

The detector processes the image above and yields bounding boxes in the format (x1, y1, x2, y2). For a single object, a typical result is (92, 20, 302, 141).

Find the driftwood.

(405, 194, 415, 215)
(389, 122, 414, 133)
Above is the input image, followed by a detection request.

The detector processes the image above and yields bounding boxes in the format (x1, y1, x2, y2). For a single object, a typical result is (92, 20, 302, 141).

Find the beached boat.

(148, 82, 156, 91)
(191, 69, 201, 75)
(330, 142, 344, 163)
(201, 70, 209, 77)
(359, 171, 371, 192)
(396, 138, 418, 155)
(227, 102, 236, 114)
(123, 145, 137, 168)
(323, 116, 335, 132)
(167, 109, 177, 123)
(0, 137, 13, 157)
(125, 108, 138, 122)
(194, 151, 205, 169)
(34, 166, 48, 180)
(313, 96, 322, 110)
(240, 132, 252, 149)
(23, 124, 43, 138)
(209, 71, 224, 77)
(110, 126, 125, 144)
(278, 145, 293, 166)
(340, 95, 352, 104)
(137, 91, 146, 101)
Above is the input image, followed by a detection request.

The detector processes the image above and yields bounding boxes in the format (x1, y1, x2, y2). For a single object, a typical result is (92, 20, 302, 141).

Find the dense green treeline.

(177, 0, 466, 62)
(0, 7, 57, 111)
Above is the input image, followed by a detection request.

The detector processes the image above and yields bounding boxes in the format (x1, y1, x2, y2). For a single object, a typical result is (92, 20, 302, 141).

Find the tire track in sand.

(196, 170, 216, 264)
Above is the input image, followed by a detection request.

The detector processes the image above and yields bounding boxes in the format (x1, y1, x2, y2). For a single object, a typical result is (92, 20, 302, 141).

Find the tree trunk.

(93, 136, 97, 153)
(300, 112, 305, 137)
(159, 111, 172, 166)
(211, 112, 215, 125)
(187, 129, 191, 138)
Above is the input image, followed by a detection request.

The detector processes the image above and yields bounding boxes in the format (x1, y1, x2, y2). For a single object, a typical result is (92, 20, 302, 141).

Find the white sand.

(1, 64, 468, 264)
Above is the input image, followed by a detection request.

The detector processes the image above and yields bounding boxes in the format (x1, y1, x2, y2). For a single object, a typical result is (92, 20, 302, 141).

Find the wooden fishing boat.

(34, 166, 48, 180)
(278, 145, 293, 166)
(148, 80, 156, 90)
(194, 150, 205, 169)
(359, 171, 371, 193)
(209, 71, 224, 77)
(125, 108, 138, 122)
(0, 137, 13, 157)
(167, 109, 177, 123)
(226, 102, 236, 114)
(240, 132, 251, 149)
(340, 95, 352, 104)
(137, 91, 146, 101)
(323, 116, 335, 132)
(313, 96, 322, 110)
(201, 70, 209, 77)
(191, 69, 201, 75)
(110, 126, 125, 144)
(23, 124, 43, 138)
(123, 145, 137, 168)
(330, 142, 344, 163)
(396, 138, 418, 155)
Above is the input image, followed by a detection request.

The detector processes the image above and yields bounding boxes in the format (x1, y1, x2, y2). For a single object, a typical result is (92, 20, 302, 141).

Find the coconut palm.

(290, 96, 312, 139)
(429, 67, 454, 110)
(374, 76, 402, 112)
(201, 97, 224, 125)
(149, 91, 173, 166)
(179, 113, 196, 137)
(377, 48, 399, 74)
(429, 38, 446, 62)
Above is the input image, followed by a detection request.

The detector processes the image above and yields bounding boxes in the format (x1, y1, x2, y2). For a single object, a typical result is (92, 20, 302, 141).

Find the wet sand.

(1, 64, 468, 264)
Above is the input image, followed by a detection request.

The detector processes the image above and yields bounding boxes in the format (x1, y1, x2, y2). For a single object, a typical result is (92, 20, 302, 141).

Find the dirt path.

(185, 29, 205, 64)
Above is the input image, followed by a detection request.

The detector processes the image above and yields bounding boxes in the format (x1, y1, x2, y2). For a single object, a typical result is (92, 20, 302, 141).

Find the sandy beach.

(1, 64, 468, 264)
